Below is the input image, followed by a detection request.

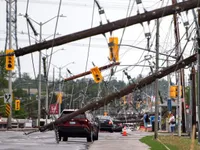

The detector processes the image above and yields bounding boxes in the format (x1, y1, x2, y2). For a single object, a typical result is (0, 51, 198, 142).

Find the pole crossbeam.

(14, 0, 200, 57)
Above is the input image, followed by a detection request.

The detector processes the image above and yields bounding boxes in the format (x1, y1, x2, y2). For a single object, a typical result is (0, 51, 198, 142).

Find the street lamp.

(51, 62, 75, 115)
(18, 13, 66, 127)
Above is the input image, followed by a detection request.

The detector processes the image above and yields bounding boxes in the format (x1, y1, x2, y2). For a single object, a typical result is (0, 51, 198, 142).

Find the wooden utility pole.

(64, 62, 120, 82)
(191, 66, 196, 139)
(154, 19, 159, 140)
(14, 0, 200, 57)
(172, 0, 186, 133)
(39, 54, 197, 132)
(192, 8, 200, 143)
(172, 0, 183, 136)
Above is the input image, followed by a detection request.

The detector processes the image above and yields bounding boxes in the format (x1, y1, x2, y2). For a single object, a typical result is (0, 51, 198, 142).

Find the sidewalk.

(89, 131, 152, 150)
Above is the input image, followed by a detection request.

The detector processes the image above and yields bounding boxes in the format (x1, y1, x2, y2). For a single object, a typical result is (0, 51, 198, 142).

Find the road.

(0, 130, 151, 150)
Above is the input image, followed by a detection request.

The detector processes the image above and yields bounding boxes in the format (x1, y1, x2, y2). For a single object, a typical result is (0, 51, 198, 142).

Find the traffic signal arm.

(64, 62, 120, 82)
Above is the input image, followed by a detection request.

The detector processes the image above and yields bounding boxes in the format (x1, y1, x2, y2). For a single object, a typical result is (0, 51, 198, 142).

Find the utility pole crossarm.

(14, 0, 200, 57)
(39, 53, 197, 132)
(64, 62, 120, 82)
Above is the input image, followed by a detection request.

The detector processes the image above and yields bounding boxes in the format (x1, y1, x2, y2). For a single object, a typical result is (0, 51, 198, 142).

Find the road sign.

(49, 104, 59, 114)
(4, 93, 11, 103)
(167, 99, 172, 111)
(5, 103, 10, 116)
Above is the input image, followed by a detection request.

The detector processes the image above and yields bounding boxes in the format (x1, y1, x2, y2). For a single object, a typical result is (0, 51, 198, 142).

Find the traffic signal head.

(57, 92, 62, 104)
(90, 67, 103, 83)
(170, 85, 182, 98)
(15, 100, 20, 111)
(109, 37, 119, 62)
(6, 49, 15, 71)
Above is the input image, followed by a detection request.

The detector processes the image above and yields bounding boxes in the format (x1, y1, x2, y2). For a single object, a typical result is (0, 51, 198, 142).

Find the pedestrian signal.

(15, 100, 20, 111)
(109, 37, 119, 62)
(5, 49, 15, 71)
(90, 67, 103, 83)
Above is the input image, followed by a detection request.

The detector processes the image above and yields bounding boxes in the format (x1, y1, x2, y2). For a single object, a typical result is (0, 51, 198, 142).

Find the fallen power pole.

(64, 62, 120, 82)
(39, 54, 197, 132)
(14, 0, 200, 57)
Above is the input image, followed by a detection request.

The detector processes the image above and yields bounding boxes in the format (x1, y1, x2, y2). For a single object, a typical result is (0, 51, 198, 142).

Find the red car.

(57, 109, 99, 142)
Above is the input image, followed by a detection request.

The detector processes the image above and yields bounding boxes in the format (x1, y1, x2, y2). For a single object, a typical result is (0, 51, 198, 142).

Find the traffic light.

(5, 49, 15, 71)
(90, 66, 103, 83)
(109, 37, 119, 62)
(15, 100, 20, 111)
(170, 85, 182, 98)
(57, 92, 62, 104)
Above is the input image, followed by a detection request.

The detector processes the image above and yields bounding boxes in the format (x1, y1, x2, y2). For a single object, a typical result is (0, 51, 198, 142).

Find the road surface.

(0, 130, 151, 150)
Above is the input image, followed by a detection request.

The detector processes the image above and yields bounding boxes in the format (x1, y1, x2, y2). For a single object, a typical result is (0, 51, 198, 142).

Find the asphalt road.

(0, 130, 91, 150)
(0, 130, 151, 150)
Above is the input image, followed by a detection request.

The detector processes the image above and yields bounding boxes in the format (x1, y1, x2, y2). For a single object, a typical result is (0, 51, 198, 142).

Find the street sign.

(49, 104, 59, 114)
(167, 99, 172, 111)
(5, 103, 10, 116)
(4, 93, 11, 103)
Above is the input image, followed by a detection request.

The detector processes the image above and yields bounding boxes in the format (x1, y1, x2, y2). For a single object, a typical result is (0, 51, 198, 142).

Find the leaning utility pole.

(38, 53, 196, 132)
(154, 19, 159, 140)
(14, 0, 200, 57)
(64, 62, 120, 81)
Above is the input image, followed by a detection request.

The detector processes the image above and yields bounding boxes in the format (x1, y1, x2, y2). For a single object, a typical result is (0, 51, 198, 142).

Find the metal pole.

(154, 19, 159, 139)
(197, 8, 200, 143)
(59, 67, 62, 116)
(7, 0, 12, 129)
(178, 69, 182, 136)
(189, 73, 192, 137)
(45, 78, 48, 124)
(191, 8, 200, 142)
(38, 23, 42, 127)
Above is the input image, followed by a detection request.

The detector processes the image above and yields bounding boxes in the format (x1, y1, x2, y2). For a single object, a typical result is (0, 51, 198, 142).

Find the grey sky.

(0, 0, 195, 83)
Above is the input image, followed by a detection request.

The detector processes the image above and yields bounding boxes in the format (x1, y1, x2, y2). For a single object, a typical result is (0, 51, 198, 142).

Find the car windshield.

(60, 111, 86, 119)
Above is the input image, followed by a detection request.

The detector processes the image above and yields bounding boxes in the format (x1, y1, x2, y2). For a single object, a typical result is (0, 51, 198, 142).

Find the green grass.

(140, 136, 178, 150)
(159, 136, 200, 150)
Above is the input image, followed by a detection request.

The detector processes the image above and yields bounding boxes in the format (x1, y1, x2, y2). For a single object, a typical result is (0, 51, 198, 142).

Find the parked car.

(57, 109, 99, 142)
(96, 115, 114, 132)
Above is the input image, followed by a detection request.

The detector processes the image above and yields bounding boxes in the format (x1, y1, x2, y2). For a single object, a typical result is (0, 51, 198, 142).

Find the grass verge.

(140, 135, 200, 150)
(140, 136, 177, 150)
(159, 135, 200, 150)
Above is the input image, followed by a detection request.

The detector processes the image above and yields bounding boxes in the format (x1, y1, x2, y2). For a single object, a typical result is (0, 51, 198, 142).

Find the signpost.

(167, 99, 172, 112)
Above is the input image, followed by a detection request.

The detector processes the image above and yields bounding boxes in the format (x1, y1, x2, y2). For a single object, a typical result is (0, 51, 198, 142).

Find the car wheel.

(63, 136, 68, 141)
(109, 129, 113, 133)
(87, 132, 93, 142)
(93, 132, 98, 141)
(58, 131, 61, 141)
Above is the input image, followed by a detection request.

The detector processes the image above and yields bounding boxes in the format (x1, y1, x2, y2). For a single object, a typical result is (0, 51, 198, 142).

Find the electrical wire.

(47, 0, 62, 78)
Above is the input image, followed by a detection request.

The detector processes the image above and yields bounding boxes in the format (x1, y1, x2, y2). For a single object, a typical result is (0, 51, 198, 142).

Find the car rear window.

(61, 111, 86, 119)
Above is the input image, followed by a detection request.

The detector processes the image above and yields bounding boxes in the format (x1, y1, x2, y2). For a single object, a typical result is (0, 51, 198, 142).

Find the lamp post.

(19, 13, 66, 127)
(52, 62, 75, 115)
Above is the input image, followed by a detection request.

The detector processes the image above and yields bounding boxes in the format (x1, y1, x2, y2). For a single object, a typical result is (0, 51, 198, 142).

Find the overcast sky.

(0, 0, 196, 83)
